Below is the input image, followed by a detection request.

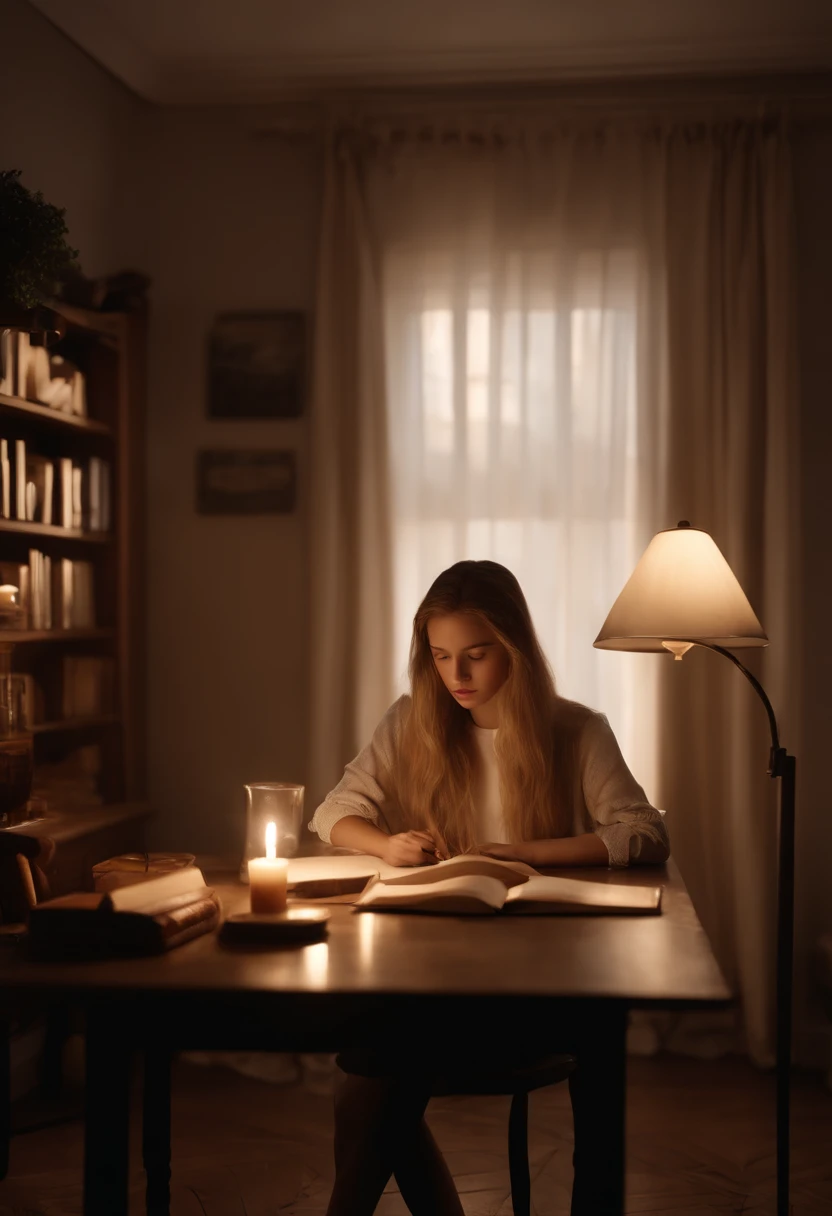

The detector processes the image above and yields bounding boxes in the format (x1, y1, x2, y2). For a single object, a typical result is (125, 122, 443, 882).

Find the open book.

(27, 866, 221, 958)
(353, 856, 662, 915)
(286, 852, 537, 898)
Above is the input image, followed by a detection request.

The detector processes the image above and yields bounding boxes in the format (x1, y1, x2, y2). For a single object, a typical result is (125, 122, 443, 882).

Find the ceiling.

(29, 0, 832, 104)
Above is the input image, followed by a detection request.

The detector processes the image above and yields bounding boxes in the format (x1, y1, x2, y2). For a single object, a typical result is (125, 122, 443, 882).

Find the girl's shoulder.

(374, 694, 412, 739)
(551, 696, 610, 745)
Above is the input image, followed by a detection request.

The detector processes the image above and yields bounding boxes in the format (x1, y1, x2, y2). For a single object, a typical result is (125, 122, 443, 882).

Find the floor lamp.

(594, 521, 795, 1216)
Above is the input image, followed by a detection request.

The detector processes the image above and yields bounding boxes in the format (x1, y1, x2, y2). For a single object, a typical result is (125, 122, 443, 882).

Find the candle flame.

(265, 820, 277, 860)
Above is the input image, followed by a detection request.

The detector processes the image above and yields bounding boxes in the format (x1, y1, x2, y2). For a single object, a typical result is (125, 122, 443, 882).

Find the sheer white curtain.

(309, 114, 800, 1065)
(369, 129, 668, 793)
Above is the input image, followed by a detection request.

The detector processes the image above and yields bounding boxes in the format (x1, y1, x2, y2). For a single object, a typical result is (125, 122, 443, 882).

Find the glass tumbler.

(241, 782, 304, 882)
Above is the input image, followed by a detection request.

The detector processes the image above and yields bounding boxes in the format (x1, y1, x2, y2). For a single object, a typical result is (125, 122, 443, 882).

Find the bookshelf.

(0, 302, 148, 851)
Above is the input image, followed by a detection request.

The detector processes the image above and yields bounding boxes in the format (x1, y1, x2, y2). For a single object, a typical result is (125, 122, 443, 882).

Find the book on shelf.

(15, 333, 28, 398)
(14, 439, 26, 521)
(0, 331, 14, 395)
(0, 439, 9, 518)
(347, 855, 663, 916)
(25, 344, 51, 404)
(58, 457, 73, 528)
(25, 454, 54, 525)
(87, 456, 111, 531)
(27, 549, 53, 631)
(71, 465, 82, 529)
(27, 867, 221, 958)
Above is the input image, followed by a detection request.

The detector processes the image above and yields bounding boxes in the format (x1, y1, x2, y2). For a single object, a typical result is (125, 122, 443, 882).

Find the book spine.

(15, 439, 26, 520)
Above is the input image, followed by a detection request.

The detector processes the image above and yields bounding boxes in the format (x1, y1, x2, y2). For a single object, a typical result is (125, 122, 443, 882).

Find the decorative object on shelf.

(92, 852, 196, 893)
(0, 170, 77, 342)
(594, 520, 796, 1216)
(241, 781, 304, 882)
(0, 641, 33, 828)
(0, 580, 25, 629)
(196, 448, 296, 515)
(208, 311, 305, 419)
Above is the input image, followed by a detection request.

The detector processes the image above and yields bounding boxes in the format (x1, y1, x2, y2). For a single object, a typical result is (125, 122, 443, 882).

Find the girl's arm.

(330, 815, 441, 866)
(481, 834, 610, 867)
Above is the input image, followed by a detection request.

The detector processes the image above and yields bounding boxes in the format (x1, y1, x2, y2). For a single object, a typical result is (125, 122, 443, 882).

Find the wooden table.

(0, 859, 731, 1215)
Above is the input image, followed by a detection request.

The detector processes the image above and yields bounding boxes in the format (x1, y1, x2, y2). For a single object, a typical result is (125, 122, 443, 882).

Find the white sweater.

(308, 696, 670, 868)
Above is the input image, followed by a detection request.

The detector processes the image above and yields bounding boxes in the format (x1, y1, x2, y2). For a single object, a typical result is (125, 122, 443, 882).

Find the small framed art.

(196, 449, 296, 515)
(208, 311, 305, 419)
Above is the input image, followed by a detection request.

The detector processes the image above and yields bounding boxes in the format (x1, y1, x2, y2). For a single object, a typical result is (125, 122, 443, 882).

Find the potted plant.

(0, 169, 78, 341)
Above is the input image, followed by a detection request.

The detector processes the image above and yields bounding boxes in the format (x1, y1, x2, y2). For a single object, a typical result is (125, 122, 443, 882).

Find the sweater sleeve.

(578, 712, 670, 868)
(307, 698, 407, 844)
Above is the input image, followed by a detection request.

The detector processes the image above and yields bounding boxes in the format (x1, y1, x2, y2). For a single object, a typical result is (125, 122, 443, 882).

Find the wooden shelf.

(0, 393, 112, 437)
(32, 714, 120, 735)
(1, 801, 152, 846)
(0, 518, 110, 543)
(0, 628, 115, 643)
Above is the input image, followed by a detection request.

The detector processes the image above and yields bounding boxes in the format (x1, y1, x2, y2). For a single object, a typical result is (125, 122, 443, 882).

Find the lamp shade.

(594, 524, 768, 652)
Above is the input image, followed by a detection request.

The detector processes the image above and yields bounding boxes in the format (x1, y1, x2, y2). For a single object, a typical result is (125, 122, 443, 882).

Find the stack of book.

(0, 331, 87, 416)
(0, 438, 111, 532)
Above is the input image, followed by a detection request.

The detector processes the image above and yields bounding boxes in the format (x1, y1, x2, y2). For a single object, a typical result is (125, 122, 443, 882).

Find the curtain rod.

(244, 70, 832, 137)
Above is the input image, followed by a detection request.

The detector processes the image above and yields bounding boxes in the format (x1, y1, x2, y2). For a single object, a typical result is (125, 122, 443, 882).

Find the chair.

(430, 1054, 576, 1216)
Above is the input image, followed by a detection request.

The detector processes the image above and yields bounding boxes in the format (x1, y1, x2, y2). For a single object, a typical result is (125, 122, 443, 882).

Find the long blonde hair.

(394, 560, 584, 854)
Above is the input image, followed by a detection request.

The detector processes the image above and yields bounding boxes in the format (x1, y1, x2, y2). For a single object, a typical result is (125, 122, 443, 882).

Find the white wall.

(138, 108, 321, 855)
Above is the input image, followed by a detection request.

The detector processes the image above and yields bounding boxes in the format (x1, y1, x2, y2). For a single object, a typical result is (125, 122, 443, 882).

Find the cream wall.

(0, 0, 143, 273)
(138, 108, 321, 855)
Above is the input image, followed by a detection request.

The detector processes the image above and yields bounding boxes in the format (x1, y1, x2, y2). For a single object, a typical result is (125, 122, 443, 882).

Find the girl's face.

(427, 612, 511, 720)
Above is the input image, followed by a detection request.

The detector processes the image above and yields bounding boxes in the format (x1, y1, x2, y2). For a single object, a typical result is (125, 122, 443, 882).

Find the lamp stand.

(688, 642, 795, 1216)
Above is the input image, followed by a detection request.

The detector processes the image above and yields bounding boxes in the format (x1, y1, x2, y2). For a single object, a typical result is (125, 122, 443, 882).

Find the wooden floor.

(1, 1052, 830, 1215)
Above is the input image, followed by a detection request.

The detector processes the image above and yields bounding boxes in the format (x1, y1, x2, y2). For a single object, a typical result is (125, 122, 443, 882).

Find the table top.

(0, 858, 731, 1011)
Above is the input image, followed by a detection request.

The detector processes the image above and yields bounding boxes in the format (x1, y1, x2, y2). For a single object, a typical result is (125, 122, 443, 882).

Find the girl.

(309, 560, 669, 1215)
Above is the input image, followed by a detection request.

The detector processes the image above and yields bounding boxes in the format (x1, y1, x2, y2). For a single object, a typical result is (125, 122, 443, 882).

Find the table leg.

(0, 1017, 9, 1181)
(568, 1004, 627, 1216)
(84, 1004, 131, 1216)
(142, 1049, 172, 1216)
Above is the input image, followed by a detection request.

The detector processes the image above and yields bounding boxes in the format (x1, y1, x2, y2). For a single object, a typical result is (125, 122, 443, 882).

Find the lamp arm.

(683, 641, 781, 768)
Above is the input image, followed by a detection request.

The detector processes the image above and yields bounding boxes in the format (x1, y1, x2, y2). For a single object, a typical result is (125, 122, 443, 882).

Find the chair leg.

(508, 1091, 531, 1216)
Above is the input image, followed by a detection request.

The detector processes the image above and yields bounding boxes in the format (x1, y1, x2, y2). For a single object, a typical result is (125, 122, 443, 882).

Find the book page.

(356, 873, 508, 914)
(504, 875, 662, 914)
(380, 854, 536, 889)
(287, 852, 536, 892)
(108, 866, 207, 913)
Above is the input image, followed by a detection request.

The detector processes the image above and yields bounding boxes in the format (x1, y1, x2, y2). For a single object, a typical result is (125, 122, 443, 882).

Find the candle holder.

(240, 782, 304, 882)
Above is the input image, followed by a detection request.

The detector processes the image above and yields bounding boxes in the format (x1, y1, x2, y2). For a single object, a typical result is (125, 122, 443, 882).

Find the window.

(384, 251, 658, 795)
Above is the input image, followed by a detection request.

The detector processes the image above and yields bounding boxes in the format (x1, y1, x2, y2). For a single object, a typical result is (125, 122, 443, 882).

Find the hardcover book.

(27, 866, 221, 957)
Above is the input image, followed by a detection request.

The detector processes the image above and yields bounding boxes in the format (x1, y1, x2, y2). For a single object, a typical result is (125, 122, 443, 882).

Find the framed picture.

(208, 311, 305, 419)
(196, 449, 296, 515)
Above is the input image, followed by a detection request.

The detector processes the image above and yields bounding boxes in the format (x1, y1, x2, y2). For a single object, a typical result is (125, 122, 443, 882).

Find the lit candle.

(248, 820, 288, 913)
(0, 585, 18, 609)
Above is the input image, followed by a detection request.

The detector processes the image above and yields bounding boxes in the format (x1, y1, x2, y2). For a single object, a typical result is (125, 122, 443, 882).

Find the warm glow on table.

(248, 820, 288, 913)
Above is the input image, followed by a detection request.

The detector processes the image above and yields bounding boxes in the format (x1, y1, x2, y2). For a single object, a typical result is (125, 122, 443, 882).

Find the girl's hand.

(477, 841, 528, 863)
(382, 830, 444, 867)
